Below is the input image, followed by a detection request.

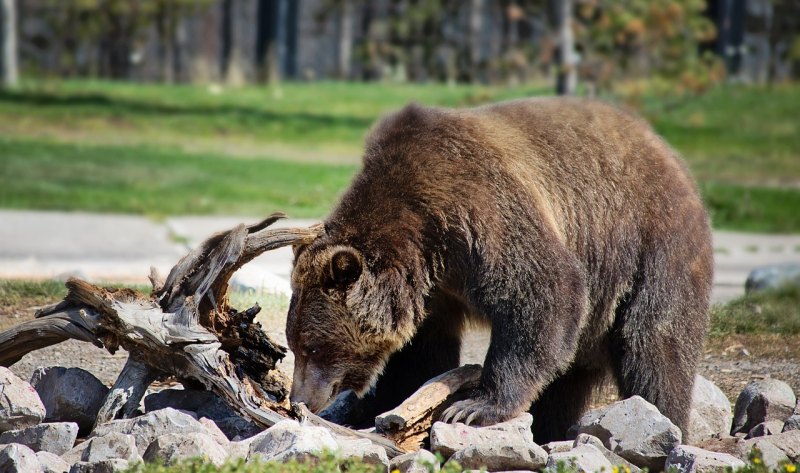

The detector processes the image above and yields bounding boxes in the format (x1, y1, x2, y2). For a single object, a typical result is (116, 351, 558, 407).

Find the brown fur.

(287, 97, 713, 442)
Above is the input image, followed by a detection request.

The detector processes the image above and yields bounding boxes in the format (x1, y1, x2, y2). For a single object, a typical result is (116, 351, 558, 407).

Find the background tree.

(0, 0, 18, 87)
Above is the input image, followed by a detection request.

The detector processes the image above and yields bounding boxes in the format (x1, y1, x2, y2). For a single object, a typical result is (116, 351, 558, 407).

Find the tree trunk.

(469, 0, 483, 83)
(0, 0, 18, 87)
(256, 0, 285, 84)
(550, 0, 576, 95)
(338, 0, 354, 80)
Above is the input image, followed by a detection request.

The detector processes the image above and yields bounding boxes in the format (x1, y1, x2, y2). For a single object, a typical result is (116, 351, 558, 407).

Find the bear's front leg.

(442, 250, 587, 426)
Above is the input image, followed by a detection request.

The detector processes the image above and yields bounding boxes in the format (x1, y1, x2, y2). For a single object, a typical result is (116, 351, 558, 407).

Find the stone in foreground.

(573, 434, 641, 473)
(30, 367, 108, 436)
(144, 388, 259, 439)
(247, 419, 339, 463)
(36, 451, 70, 473)
(448, 443, 548, 471)
(80, 432, 142, 463)
(747, 420, 784, 438)
(731, 379, 796, 435)
(390, 449, 440, 473)
(665, 445, 745, 473)
(784, 414, 800, 433)
(337, 437, 390, 468)
(68, 459, 129, 473)
(686, 375, 732, 444)
(430, 413, 535, 458)
(546, 444, 613, 473)
(0, 443, 44, 473)
(575, 395, 681, 470)
(753, 430, 800, 461)
(143, 431, 228, 466)
(0, 366, 46, 433)
(744, 438, 791, 469)
(0, 422, 78, 455)
(90, 407, 211, 452)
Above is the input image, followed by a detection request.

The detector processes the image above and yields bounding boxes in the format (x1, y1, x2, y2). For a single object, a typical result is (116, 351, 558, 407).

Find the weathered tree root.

(0, 213, 403, 455)
(0, 213, 482, 456)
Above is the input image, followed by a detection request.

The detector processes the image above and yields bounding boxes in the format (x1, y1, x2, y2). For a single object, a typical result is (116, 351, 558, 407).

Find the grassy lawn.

(0, 137, 356, 218)
(1, 80, 799, 231)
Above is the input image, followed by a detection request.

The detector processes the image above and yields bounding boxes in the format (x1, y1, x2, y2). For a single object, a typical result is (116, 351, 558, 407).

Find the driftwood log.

(0, 213, 481, 456)
(375, 364, 482, 451)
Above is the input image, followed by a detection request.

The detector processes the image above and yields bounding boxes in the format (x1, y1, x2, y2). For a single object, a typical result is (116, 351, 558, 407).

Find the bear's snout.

(290, 357, 340, 413)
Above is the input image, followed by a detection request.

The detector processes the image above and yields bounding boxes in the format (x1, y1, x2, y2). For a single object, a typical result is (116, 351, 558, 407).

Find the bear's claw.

(440, 397, 503, 426)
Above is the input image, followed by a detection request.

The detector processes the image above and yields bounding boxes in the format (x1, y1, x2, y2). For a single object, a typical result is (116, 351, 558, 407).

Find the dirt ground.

(4, 300, 800, 415)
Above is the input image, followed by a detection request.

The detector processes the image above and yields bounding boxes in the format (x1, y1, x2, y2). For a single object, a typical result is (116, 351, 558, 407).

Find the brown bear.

(285, 97, 713, 442)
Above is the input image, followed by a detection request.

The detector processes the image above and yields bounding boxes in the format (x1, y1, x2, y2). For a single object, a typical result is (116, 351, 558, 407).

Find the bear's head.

(287, 230, 422, 413)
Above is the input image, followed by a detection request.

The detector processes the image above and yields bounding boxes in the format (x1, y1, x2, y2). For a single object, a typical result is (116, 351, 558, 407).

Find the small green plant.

(710, 285, 800, 335)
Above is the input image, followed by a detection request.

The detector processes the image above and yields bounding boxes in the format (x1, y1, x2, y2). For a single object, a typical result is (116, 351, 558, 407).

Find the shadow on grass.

(0, 89, 373, 130)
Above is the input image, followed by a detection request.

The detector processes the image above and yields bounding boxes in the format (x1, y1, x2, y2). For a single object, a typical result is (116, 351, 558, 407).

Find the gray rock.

(545, 444, 613, 473)
(90, 407, 211, 452)
(746, 420, 784, 438)
(337, 437, 390, 468)
(732, 379, 796, 435)
(0, 422, 78, 455)
(430, 413, 535, 458)
(228, 439, 253, 461)
(573, 434, 641, 473)
(390, 449, 440, 473)
(694, 435, 749, 458)
(448, 443, 548, 471)
(0, 366, 46, 433)
(0, 443, 44, 473)
(81, 432, 141, 463)
(746, 263, 800, 293)
(36, 451, 70, 473)
(145, 388, 263, 440)
(784, 415, 800, 432)
(575, 395, 681, 470)
(744, 438, 791, 469)
(247, 419, 339, 462)
(752, 430, 800, 461)
(197, 417, 231, 445)
(212, 415, 262, 440)
(30, 367, 108, 436)
(68, 459, 129, 473)
(665, 445, 745, 473)
(144, 388, 234, 418)
(686, 375, 733, 444)
(543, 441, 574, 454)
(143, 432, 228, 466)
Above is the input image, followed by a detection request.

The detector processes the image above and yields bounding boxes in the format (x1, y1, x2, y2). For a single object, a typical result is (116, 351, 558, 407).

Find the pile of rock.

(3, 363, 800, 473)
(0, 365, 392, 472)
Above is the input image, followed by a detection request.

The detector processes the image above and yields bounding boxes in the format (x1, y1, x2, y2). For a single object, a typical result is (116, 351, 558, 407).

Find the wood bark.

(375, 364, 482, 451)
(0, 213, 400, 456)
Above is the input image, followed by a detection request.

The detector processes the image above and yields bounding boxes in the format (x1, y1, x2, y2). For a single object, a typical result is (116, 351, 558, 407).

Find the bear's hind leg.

(530, 365, 607, 443)
(609, 237, 712, 435)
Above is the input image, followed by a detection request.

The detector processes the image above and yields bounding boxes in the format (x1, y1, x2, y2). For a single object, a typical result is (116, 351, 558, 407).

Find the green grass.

(701, 182, 800, 233)
(120, 449, 797, 473)
(1, 80, 799, 230)
(0, 279, 66, 308)
(710, 285, 800, 336)
(0, 137, 356, 218)
(643, 85, 800, 185)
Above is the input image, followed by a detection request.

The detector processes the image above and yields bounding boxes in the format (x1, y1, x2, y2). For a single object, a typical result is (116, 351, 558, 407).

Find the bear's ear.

(330, 248, 362, 287)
